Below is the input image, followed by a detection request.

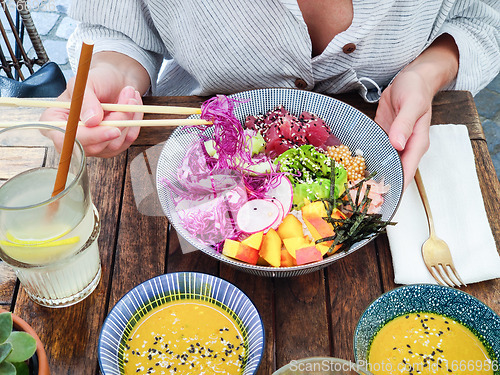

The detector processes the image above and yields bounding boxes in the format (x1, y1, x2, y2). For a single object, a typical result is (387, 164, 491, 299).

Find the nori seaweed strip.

(317, 169, 395, 253)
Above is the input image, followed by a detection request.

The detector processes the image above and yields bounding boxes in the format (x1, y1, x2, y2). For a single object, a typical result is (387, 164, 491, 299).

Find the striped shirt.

(68, 0, 500, 101)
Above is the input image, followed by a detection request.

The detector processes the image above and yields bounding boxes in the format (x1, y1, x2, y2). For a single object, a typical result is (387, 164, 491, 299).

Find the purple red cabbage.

(200, 95, 252, 168)
(164, 95, 281, 251)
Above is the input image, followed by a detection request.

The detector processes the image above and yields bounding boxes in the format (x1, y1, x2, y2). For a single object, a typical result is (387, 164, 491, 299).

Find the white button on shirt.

(68, 0, 500, 101)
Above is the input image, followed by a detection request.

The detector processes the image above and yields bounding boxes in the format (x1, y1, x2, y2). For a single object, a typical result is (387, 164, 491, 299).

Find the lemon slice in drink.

(1, 231, 80, 248)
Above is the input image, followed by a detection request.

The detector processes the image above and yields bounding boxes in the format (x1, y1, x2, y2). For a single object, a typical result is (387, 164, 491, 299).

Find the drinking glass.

(0, 124, 101, 307)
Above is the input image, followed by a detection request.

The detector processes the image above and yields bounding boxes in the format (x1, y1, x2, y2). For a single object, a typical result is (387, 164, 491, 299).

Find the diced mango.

(301, 201, 345, 244)
(222, 239, 240, 258)
(283, 236, 313, 259)
(316, 243, 330, 256)
(259, 228, 282, 267)
(280, 248, 296, 267)
(241, 231, 264, 250)
(315, 242, 342, 256)
(277, 214, 303, 240)
(222, 239, 260, 265)
(295, 246, 323, 265)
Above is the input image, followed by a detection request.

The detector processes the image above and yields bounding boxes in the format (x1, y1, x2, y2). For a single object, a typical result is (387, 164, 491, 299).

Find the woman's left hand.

(375, 68, 433, 189)
(375, 33, 459, 189)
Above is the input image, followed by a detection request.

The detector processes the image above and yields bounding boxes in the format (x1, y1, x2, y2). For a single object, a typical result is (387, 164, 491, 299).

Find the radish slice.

(265, 176, 293, 214)
(265, 198, 284, 229)
(236, 199, 281, 233)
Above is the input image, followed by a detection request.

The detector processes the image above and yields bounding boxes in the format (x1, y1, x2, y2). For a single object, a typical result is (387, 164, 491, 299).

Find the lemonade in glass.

(0, 124, 101, 307)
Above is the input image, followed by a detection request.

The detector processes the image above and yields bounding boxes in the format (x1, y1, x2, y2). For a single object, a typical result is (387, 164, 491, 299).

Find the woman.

(41, 0, 500, 187)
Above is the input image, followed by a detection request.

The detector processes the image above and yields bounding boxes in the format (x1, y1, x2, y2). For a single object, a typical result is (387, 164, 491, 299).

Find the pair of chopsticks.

(45, 42, 205, 203)
(0, 97, 211, 128)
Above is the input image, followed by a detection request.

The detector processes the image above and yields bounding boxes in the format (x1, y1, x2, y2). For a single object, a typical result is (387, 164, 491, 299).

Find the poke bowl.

(156, 88, 403, 277)
(98, 272, 265, 374)
(354, 284, 500, 374)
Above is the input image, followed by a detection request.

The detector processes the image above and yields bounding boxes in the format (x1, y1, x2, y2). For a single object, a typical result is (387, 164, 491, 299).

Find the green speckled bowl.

(354, 284, 500, 373)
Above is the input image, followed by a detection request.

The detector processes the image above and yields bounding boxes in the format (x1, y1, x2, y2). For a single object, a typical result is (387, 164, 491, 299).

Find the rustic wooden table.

(0, 91, 498, 374)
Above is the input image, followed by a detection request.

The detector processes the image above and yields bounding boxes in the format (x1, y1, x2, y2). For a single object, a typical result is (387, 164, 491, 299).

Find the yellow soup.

(368, 312, 494, 375)
(122, 299, 246, 374)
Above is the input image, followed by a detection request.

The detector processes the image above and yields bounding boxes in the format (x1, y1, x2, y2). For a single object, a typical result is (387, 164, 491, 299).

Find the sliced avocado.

(291, 165, 347, 210)
(292, 178, 330, 210)
(251, 132, 266, 155)
(334, 165, 348, 197)
(245, 161, 273, 175)
(297, 145, 330, 177)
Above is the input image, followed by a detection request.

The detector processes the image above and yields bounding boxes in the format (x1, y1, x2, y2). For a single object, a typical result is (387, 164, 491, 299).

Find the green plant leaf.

(5, 332, 36, 363)
(0, 313, 13, 344)
(13, 361, 30, 375)
(0, 360, 16, 375)
(0, 342, 13, 363)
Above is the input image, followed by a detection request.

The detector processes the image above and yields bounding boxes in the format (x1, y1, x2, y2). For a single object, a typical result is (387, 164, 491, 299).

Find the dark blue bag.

(0, 62, 66, 98)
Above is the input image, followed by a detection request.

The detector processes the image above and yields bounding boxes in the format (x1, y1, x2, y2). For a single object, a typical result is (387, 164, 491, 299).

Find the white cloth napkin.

(386, 124, 500, 285)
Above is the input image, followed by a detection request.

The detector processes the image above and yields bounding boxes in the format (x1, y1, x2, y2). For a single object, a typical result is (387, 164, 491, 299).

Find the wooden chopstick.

(0, 119, 212, 128)
(0, 97, 202, 115)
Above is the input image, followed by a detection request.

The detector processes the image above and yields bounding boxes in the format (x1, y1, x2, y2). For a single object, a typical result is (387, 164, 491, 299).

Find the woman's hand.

(375, 69, 433, 188)
(40, 52, 150, 158)
(375, 34, 459, 189)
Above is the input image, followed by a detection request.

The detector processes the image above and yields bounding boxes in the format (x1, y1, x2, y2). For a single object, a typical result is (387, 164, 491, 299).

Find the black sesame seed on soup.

(121, 300, 247, 374)
(368, 312, 495, 375)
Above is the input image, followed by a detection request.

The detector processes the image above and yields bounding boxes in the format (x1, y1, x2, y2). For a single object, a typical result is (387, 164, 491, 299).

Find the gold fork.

(414, 169, 466, 287)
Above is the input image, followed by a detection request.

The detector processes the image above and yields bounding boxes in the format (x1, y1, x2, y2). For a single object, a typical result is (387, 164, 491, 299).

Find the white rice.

(289, 209, 313, 241)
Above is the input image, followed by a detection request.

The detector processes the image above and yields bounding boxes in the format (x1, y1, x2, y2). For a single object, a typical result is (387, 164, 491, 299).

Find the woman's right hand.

(40, 52, 150, 158)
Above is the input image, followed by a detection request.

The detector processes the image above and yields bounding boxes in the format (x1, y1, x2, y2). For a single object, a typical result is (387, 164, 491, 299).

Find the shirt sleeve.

(436, 0, 500, 95)
(67, 0, 166, 92)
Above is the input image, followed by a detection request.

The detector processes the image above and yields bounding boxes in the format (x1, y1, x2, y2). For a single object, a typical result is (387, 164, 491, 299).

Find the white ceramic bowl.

(157, 88, 403, 277)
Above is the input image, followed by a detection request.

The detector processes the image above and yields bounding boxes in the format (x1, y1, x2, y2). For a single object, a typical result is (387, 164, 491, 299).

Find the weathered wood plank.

(472, 140, 500, 251)
(0, 106, 44, 123)
(166, 228, 220, 275)
(1, 91, 497, 375)
(220, 265, 275, 375)
(432, 91, 484, 140)
(374, 234, 397, 292)
(129, 143, 165, 217)
(0, 147, 45, 179)
(462, 140, 500, 315)
(12, 154, 127, 374)
(107, 146, 169, 308)
(275, 271, 329, 369)
(326, 243, 383, 360)
(0, 91, 480, 146)
(0, 261, 16, 306)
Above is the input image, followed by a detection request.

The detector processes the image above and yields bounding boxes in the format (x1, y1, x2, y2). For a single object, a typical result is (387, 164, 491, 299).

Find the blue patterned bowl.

(98, 272, 265, 374)
(354, 284, 500, 369)
(157, 88, 403, 277)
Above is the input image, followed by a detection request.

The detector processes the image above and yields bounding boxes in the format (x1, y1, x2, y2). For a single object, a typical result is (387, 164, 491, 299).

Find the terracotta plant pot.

(0, 308, 50, 375)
